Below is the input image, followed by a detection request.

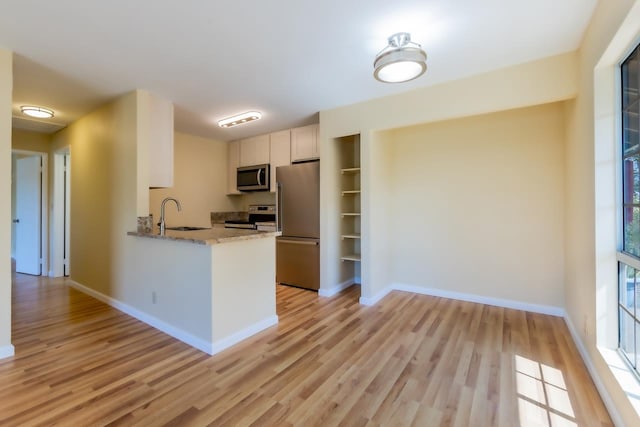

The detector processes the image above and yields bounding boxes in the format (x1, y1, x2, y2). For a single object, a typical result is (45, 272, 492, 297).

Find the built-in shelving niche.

(338, 135, 361, 282)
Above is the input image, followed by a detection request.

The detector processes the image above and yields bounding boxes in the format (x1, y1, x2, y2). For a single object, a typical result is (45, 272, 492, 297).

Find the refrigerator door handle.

(276, 182, 282, 231)
(278, 239, 319, 246)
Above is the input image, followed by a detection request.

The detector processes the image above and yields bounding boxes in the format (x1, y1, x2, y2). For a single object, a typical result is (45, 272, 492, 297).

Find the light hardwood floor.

(0, 272, 612, 426)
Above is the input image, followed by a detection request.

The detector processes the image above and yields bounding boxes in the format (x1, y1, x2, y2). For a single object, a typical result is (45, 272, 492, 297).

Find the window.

(620, 44, 640, 376)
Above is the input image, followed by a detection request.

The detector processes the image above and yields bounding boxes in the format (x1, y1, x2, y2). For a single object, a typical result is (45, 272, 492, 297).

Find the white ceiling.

(0, 0, 597, 141)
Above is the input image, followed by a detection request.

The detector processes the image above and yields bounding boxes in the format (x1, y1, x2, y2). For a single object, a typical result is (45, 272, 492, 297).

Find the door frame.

(11, 149, 48, 276)
(51, 147, 70, 277)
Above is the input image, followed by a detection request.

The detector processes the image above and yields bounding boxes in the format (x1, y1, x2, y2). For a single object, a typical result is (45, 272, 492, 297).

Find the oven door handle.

(257, 169, 262, 186)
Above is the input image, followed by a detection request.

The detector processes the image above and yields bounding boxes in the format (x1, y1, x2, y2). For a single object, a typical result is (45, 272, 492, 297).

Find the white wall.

(0, 48, 13, 358)
(389, 103, 566, 308)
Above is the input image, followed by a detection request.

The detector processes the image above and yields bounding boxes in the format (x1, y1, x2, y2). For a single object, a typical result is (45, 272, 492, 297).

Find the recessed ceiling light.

(373, 32, 427, 83)
(20, 106, 55, 119)
(218, 111, 262, 128)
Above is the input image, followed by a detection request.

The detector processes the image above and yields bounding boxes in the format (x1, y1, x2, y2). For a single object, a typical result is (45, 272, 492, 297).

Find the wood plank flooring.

(0, 272, 612, 426)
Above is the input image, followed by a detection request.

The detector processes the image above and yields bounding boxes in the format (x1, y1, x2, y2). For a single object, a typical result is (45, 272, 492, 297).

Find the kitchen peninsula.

(126, 227, 280, 355)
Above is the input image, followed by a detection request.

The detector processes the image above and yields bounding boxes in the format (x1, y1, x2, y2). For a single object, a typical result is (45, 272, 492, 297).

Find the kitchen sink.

(165, 226, 210, 231)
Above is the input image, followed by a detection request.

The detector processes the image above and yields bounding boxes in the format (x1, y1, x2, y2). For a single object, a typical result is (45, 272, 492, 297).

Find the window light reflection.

(515, 355, 577, 426)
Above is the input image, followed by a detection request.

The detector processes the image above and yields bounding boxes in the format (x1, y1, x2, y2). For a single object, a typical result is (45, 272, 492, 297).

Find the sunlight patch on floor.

(515, 355, 577, 426)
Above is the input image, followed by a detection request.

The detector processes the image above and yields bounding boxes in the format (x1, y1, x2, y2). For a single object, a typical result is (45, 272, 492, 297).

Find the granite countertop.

(127, 227, 280, 245)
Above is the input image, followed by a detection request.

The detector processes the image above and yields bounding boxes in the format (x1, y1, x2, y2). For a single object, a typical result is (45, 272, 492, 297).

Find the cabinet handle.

(278, 239, 318, 246)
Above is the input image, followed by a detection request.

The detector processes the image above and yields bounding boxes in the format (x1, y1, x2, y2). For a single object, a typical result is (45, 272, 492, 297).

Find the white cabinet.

(291, 124, 319, 162)
(227, 140, 241, 195)
(269, 130, 291, 192)
(144, 92, 174, 188)
(239, 134, 270, 167)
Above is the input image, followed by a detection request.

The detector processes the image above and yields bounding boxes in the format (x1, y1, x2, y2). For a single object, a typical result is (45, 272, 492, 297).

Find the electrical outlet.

(152, 291, 157, 304)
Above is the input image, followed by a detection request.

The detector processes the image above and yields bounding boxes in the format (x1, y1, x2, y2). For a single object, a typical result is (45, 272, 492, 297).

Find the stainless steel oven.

(237, 164, 270, 191)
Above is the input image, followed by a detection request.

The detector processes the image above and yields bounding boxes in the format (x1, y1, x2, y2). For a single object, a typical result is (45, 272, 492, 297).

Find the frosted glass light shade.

(373, 33, 427, 83)
(20, 106, 54, 119)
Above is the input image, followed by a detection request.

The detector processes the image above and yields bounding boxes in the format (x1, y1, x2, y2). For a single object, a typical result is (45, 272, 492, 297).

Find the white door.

(15, 156, 41, 275)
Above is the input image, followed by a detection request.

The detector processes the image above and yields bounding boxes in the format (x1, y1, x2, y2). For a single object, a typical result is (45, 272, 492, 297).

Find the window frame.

(618, 42, 640, 379)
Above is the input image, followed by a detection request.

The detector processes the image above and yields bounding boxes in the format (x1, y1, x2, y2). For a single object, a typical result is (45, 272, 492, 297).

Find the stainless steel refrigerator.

(276, 161, 320, 291)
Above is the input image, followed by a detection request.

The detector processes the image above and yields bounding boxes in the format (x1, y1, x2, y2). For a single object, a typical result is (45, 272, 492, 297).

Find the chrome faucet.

(159, 197, 182, 235)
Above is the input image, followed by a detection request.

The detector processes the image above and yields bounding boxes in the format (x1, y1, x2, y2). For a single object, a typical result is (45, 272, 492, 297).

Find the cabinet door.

(227, 140, 241, 194)
(291, 124, 319, 162)
(240, 134, 270, 166)
(146, 92, 174, 188)
(269, 130, 291, 192)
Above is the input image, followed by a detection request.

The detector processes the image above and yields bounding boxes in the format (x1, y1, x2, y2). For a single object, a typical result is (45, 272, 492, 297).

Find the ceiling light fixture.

(218, 111, 262, 128)
(373, 32, 427, 83)
(20, 105, 55, 119)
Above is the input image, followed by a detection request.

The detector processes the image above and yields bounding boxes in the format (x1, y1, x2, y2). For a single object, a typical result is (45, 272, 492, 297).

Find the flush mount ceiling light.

(373, 32, 427, 83)
(218, 111, 262, 128)
(20, 105, 55, 119)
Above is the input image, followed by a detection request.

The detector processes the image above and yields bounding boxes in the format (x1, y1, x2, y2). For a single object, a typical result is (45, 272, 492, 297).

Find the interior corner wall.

(388, 103, 566, 307)
(0, 48, 13, 357)
(361, 130, 394, 299)
(321, 51, 579, 300)
(319, 132, 343, 292)
(49, 91, 139, 297)
(149, 132, 238, 227)
(565, 0, 640, 425)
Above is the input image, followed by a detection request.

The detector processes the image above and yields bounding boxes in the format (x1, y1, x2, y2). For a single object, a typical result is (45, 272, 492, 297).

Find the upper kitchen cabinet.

(239, 134, 270, 167)
(269, 130, 291, 192)
(227, 140, 242, 195)
(142, 91, 174, 188)
(291, 124, 319, 162)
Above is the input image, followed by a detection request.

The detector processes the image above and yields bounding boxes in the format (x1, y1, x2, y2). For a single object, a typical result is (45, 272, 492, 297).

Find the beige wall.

(50, 91, 139, 297)
(149, 132, 240, 227)
(565, 0, 640, 424)
(0, 48, 13, 356)
(320, 52, 579, 300)
(389, 103, 566, 307)
(12, 128, 50, 152)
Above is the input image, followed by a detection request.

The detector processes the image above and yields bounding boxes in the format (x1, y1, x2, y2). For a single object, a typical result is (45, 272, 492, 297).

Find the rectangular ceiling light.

(218, 111, 262, 128)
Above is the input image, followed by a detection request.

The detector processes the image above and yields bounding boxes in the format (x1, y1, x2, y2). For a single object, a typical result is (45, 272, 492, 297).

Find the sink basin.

(165, 226, 210, 231)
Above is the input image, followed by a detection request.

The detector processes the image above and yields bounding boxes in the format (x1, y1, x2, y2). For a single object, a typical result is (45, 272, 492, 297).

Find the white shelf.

(341, 190, 361, 196)
(341, 167, 361, 174)
(341, 234, 361, 240)
(341, 254, 361, 262)
(341, 212, 361, 217)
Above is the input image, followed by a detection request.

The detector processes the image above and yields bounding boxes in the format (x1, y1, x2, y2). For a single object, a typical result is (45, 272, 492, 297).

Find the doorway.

(51, 149, 70, 277)
(11, 150, 48, 276)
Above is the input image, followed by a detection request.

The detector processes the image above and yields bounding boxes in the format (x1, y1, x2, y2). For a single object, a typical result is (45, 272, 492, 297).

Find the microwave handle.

(257, 169, 262, 186)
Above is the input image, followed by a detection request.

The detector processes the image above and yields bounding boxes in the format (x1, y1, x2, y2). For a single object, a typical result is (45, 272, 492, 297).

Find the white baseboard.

(69, 280, 214, 354)
(68, 280, 279, 356)
(319, 279, 357, 297)
(0, 344, 15, 359)
(563, 315, 624, 427)
(211, 315, 279, 355)
(391, 283, 565, 317)
(360, 283, 564, 316)
(359, 286, 393, 306)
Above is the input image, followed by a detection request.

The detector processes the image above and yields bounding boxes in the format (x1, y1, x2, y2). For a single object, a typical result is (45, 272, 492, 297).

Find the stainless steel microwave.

(237, 164, 270, 191)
